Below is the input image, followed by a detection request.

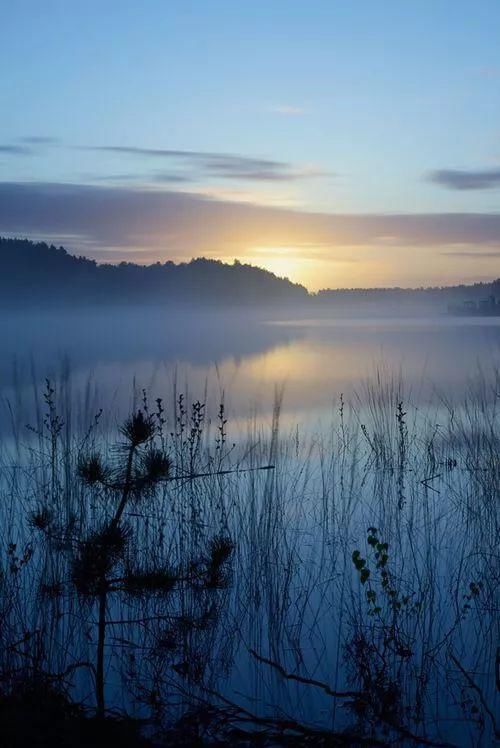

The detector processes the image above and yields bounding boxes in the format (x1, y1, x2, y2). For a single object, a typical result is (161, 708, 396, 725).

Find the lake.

(1, 307, 500, 432)
(0, 307, 498, 745)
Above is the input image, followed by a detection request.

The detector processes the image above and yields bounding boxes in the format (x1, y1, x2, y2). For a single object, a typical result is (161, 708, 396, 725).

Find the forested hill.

(0, 238, 309, 307)
(1, 237, 498, 310)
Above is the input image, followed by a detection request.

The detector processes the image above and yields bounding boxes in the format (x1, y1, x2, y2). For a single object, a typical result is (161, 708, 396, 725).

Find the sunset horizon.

(3, 229, 499, 293)
(0, 5, 498, 745)
(2, 3, 500, 289)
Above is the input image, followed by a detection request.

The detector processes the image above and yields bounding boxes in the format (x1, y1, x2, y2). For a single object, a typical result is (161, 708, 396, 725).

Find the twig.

(449, 652, 499, 739)
(250, 649, 456, 747)
(249, 648, 362, 699)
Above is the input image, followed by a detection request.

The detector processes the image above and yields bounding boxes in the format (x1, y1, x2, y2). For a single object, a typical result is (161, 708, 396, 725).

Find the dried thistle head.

(142, 448, 171, 483)
(77, 452, 108, 485)
(72, 523, 130, 596)
(209, 536, 234, 567)
(204, 536, 234, 590)
(29, 505, 53, 532)
(121, 410, 155, 447)
(123, 565, 177, 597)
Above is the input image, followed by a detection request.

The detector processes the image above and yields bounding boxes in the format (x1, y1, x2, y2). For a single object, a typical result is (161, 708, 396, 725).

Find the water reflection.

(1, 308, 499, 431)
(0, 308, 497, 744)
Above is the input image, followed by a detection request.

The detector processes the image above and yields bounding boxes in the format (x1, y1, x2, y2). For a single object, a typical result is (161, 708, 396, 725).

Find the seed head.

(121, 410, 155, 446)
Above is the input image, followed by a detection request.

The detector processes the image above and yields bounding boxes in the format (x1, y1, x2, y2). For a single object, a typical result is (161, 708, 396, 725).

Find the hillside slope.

(0, 238, 309, 307)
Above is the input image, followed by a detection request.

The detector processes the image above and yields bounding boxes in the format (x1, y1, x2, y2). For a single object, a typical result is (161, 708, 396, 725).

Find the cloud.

(85, 145, 327, 182)
(18, 136, 60, 145)
(91, 173, 152, 183)
(0, 138, 59, 157)
(442, 249, 500, 258)
(152, 173, 194, 183)
(1, 182, 500, 264)
(89, 172, 193, 185)
(428, 168, 500, 190)
(0, 145, 32, 155)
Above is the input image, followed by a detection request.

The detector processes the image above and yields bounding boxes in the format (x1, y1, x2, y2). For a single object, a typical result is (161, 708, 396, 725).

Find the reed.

(0, 369, 497, 745)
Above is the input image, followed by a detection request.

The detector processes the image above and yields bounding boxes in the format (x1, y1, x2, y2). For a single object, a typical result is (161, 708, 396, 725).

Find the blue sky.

(1, 1, 500, 288)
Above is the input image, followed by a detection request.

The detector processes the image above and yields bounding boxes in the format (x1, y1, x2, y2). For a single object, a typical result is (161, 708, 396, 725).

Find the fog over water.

(3, 3, 500, 741)
(1, 306, 499, 430)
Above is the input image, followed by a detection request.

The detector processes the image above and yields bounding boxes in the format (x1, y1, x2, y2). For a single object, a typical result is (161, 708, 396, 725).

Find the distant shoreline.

(1, 237, 499, 312)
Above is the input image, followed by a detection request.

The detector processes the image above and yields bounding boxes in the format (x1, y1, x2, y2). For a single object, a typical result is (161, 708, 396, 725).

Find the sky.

(1, 1, 500, 290)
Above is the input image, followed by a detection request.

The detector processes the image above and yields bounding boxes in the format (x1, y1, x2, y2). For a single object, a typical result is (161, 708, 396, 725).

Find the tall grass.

(0, 368, 498, 745)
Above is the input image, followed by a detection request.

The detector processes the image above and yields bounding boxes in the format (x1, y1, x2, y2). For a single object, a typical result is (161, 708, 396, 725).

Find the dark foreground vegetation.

(0, 376, 498, 746)
(1, 236, 499, 311)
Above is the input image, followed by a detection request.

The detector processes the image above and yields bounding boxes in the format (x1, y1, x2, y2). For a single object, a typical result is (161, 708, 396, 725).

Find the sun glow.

(240, 245, 361, 291)
(242, 246, 314, 285)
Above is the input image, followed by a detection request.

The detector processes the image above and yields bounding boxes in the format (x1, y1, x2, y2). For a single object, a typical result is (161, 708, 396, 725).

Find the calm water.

(0, 307, 498, 744)
(1, 307, 500, 429)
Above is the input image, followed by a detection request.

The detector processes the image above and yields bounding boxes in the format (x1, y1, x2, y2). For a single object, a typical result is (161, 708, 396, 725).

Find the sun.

(244, 246, 307, 283)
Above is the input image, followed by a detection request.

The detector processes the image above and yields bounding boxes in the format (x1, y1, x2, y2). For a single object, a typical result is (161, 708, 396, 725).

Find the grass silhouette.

(0, 372, 497, 745)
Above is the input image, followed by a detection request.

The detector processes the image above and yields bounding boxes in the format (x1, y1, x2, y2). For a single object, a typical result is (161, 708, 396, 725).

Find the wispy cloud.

(85, 145, 327, 182)
(428, 167, 500, 190)
(18, 136, 60, 145)
(1, 182, 500, 260)
(0, 145, 33, 156)
(0, 138, 59, 156)
(88, 172, 193, 185)
(442, 249, 500, 258)
(152, 172, 195, 184)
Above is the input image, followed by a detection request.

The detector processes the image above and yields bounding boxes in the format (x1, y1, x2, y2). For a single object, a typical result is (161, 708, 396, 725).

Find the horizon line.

(1, 235, 498, 295)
